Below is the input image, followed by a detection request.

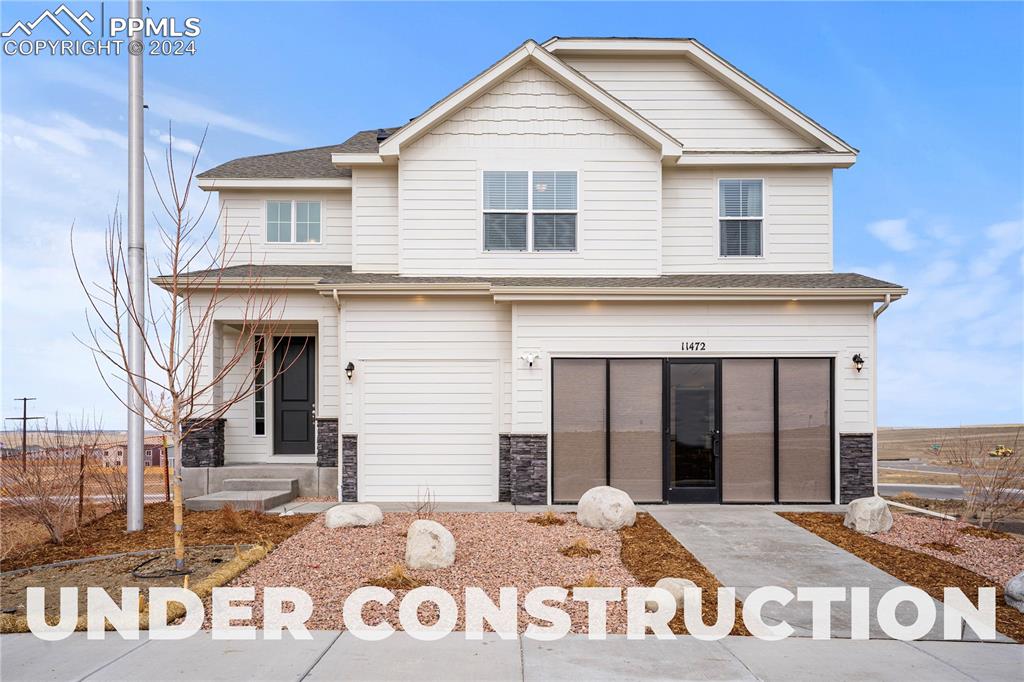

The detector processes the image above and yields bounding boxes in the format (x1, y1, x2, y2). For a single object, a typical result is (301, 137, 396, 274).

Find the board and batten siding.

(511, 300, 873, 436)
(193, 292, 338, 463)
(352, 167, 399, 273)
(218, 190, 352, 266)
(662, 167, 833, 273)
(562, 55, 818, 151)
(398, 65, 663, 276)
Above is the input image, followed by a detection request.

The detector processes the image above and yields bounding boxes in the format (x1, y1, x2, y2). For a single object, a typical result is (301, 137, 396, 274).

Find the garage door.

(359, 360, 499, 501)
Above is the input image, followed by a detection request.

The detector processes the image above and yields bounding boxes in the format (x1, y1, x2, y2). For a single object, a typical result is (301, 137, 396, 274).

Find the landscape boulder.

(1006, 571, 1024, 613)
(843, 496, 894, 534)
(405, 519, 456, 570)
(645, 577, 698, 612)
(325, 503, 383, 529)
(577, 486, 637, 531)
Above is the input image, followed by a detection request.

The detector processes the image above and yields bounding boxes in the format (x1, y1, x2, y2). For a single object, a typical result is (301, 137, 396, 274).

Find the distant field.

(877, 424, 1022, 460)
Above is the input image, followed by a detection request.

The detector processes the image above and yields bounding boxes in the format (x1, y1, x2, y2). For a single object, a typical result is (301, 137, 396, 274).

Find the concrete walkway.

(1, 632, 1019, 681)
(646, 506, 1011, 641)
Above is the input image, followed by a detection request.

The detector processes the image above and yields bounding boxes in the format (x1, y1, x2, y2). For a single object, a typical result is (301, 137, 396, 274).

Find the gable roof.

(543, 37, 856, 155)
(197, 127, 399, 180)
(371, 40, 683, 160)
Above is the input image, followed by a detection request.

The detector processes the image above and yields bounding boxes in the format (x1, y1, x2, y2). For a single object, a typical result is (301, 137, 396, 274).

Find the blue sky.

(1, 1, 1022, 429)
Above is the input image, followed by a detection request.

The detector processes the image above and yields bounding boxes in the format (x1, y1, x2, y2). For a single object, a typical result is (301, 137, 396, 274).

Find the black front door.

(273, 337, 315, 455)
(664, 359, 721, 502)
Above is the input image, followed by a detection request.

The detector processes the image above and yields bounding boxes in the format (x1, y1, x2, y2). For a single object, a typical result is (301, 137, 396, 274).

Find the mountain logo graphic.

(2, 4, 95, 38)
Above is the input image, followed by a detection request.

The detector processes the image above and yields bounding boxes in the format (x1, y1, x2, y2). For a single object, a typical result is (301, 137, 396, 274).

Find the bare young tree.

(939, 427, 1024, 528)
(0, 416, 103, 545)
(73, 127, 300, 571)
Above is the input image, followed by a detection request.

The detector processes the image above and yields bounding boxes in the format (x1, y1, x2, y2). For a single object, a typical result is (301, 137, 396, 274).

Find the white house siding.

(352, 167, 399, 273)
(194, 292, 338, 463)
(562, 55, 817, 151)
(662, 166, 833, 273)
(218, 190, 352, 266)
(340, 297, 513, 500)
(511, 300, 873, 438)
(398, 65, 663, 277)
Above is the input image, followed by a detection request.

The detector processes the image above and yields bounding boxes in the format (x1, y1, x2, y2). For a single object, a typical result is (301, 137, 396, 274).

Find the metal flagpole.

(126, 0, 146, 532)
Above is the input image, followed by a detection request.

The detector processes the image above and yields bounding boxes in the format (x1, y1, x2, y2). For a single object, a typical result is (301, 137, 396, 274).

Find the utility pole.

(4, 398, 44, 471)
(126, 0, 146, 532)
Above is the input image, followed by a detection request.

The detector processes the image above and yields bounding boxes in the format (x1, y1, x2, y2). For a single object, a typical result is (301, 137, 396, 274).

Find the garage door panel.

(360, 360, 499, 502)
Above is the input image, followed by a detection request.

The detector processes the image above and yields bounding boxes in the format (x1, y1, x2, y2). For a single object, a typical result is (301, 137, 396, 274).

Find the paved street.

(1, 632, 1020, 681)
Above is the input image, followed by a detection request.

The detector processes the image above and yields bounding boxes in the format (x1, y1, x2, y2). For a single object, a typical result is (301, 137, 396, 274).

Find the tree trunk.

(172, 407, 186, 572)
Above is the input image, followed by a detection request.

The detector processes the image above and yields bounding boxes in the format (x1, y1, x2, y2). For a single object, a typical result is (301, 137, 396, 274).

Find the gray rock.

(843, 495, 894, 534)
(1006, 571, 1024, 613)
(405, 519, 456, 570)
(577, 486, 636, 531)
(645, 577, 698, 612)
(325, 503, 383, 529)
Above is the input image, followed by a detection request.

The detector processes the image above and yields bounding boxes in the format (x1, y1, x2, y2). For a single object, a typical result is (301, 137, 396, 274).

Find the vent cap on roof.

(375, 128, 391, 143)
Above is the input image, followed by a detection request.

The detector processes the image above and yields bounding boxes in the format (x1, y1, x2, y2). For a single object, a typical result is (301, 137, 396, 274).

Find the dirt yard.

(1, 545, 243, 617)
(779, 512, 1024, 642)
(878, 425, 1021, 461)
(211, 510, 744, 635)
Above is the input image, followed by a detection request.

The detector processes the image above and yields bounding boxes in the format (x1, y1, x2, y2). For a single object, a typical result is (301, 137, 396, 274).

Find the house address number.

(681, 341, 707, 351)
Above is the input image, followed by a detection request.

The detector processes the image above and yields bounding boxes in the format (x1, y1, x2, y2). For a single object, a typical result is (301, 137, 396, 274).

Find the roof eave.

(196, 178, 352, 191)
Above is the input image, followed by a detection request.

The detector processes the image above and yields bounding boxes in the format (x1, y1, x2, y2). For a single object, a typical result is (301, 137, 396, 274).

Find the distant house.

(96, 438, 167, 467)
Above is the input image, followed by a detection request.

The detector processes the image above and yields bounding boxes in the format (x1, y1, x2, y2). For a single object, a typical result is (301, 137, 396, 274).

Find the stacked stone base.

(840, 433, 875, 503)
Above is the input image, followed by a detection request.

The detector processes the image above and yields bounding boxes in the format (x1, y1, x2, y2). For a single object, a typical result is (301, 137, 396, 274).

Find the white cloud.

(969, 220, 1024, 278)
(157, 132, 201, 157)
(867, 218, 917, 252)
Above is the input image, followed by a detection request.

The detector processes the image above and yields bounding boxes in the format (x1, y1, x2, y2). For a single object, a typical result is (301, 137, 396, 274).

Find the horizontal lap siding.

(352, 167, 399, 273)
(662, 167, 833, 273)
(512, 300, 872, 435)
(219, 190, 352, 265)
(399, 66, 661, 276)
(563, 55, 816, 151)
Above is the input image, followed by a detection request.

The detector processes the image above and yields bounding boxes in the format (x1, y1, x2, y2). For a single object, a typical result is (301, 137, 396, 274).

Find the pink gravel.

(214, 512, 640, 633)
(874, 514, 1024, 585)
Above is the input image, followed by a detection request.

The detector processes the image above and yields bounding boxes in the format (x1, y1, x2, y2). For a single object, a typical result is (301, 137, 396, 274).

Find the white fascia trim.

(197, 178, 352, 190)
(491, 288, 907, 302)
(545, 38, 856, 155)
(677, 152, 857, 168)
(330, 153, 386, 166)
(377, 40, 682, 159)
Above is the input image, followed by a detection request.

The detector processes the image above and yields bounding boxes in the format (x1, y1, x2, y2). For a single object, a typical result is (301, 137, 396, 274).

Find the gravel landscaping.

(217, 511, 641, 633)
(872, 514, 1024, 585)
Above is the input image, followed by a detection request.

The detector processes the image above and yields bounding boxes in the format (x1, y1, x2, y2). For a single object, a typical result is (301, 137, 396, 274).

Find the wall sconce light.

(852, 354, 865, 373)
(345, 362, 355, 380)
(520, 352, 538, 368)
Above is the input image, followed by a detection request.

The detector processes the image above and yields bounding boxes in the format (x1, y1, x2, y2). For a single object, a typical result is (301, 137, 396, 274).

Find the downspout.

(332, 288, 344, 501)
(873, 293, 892, 319)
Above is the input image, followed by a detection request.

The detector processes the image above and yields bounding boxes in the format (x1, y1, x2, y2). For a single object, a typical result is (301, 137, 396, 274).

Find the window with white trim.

(719, 179, 763, 257)
(253, 336, 266, 436)
(483, 171, 577, 251)
(266, 200, 321, 243)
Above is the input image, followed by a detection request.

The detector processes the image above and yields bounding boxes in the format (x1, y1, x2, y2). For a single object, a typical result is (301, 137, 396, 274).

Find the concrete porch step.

(184, 489, 297, 513)
(221, 478, 300, 495)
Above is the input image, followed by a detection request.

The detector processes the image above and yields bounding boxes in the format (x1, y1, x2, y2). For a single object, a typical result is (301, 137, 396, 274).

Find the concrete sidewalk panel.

(521, 635, 756, 681)
(0, 633, 147, 682)
(909, 640, 1024, 680)
(84, 631, 339, 682)
(304, 632, 521, 681)
(720, 636, 973, 681)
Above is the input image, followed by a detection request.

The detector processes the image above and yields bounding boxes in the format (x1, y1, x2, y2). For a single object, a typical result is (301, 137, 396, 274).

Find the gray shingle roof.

(171, 265, 904, 291)
(197, 128, 400, 179)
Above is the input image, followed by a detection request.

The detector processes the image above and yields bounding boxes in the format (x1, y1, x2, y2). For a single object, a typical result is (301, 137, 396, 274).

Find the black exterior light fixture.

(345, 362, 355, 380)
(852, 354, 865, 373)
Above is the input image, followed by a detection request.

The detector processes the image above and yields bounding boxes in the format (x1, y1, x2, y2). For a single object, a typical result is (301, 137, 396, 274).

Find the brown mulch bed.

(1, 545, 242, 617)
(779, 512, 1024, 643)
(1, 503, 313, 572)
(620, 513, 748, 636)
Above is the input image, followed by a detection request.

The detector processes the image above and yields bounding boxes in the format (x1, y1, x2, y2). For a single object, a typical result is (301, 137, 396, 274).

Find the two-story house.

(180, 38, 905, 506)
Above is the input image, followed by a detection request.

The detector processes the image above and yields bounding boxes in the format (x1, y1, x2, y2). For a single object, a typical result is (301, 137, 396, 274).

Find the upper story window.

(719, 179, 763, 257)
(266, 200, 321, 243)
(483, 171, 577, 252)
